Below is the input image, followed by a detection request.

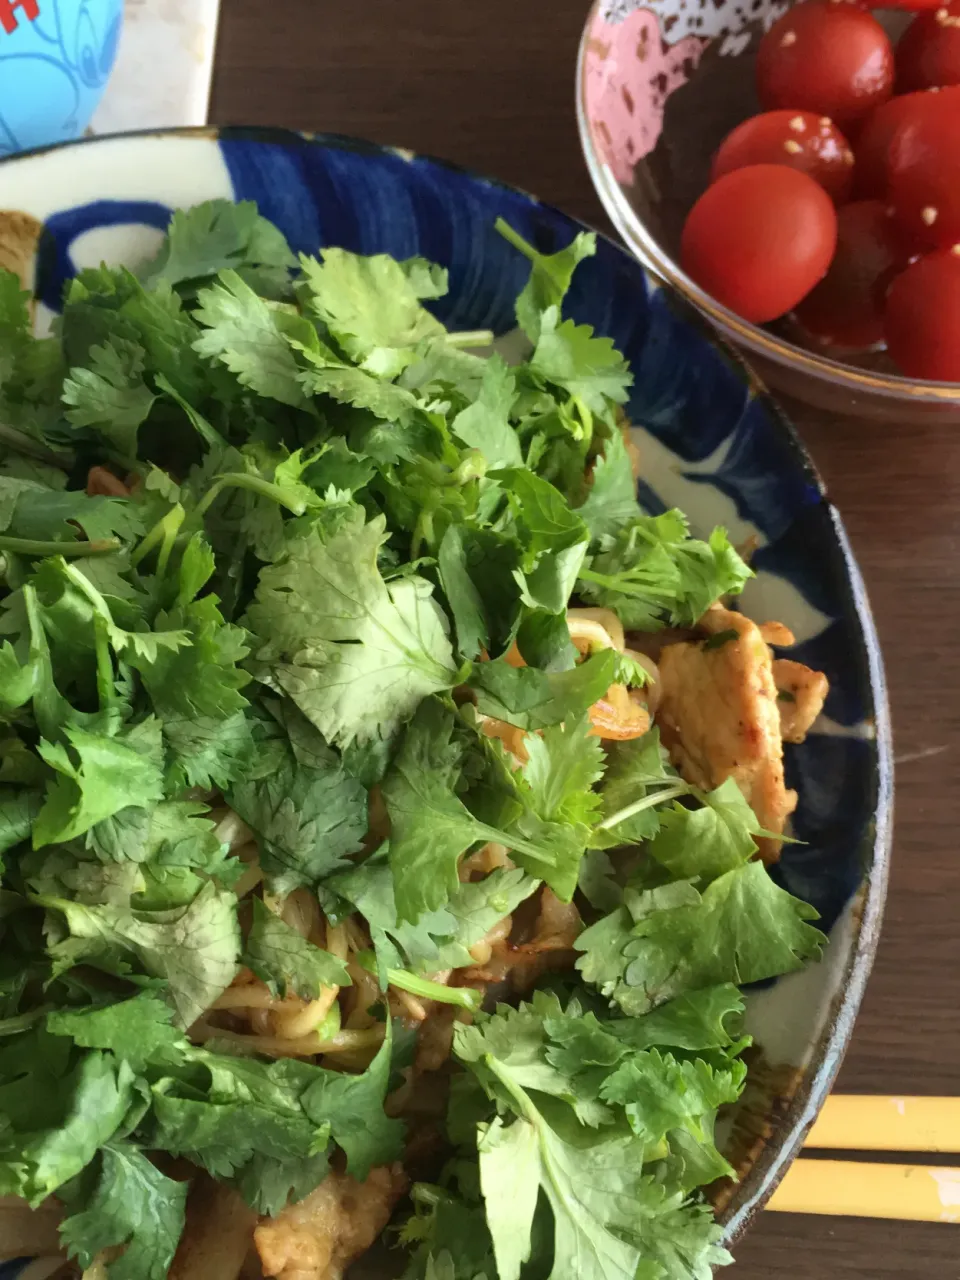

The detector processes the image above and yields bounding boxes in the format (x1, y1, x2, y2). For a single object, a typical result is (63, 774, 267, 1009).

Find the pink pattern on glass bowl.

(584, 8, 705, 184)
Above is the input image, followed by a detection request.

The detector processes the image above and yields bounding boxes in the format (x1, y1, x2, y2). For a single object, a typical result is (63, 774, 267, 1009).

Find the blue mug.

(0, 0, 123, 155)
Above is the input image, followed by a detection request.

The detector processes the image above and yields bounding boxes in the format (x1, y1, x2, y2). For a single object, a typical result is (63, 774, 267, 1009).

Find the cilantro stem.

(0, 422, 73, 469)
(194, 473, 308, 520)
(571, 394, 593, 448)
(445, 329, 494, 349)
(0, 534, 120, 558)
(155, 505, 185, 579)
(453, 451, 487, 485)
(577, 565, 674, 601)
(410, 506, 435, 561)
(599, 782, 690, 831)
(356, 951, 483, 1012)
(495, 217, 537, 263)
(0, 1006, 51, 1037)
(130, 503, 185, 570)
(92, 614, 117, 714)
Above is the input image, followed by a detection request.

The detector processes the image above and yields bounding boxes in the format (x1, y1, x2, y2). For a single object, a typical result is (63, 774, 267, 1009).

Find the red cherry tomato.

(896, 3, 960, 91)
(884, 248, 960, 380)
(681, 165, 838, 324)
(756, 3, 894, 128)
(874, 0, 950, 8)
(711, 110, 855, 203)
(853, 91, 938, 196)
(794, 200, 908, 348)
(887, 92, 960, 249)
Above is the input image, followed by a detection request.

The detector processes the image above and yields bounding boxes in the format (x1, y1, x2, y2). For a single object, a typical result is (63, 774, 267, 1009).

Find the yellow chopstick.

(804, 1095, 960, 1153)
(768, 1158, 960, 1222)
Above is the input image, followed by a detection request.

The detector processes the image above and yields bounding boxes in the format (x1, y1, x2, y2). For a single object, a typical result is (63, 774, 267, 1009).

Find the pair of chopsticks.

(767, 1096, 960, 1222)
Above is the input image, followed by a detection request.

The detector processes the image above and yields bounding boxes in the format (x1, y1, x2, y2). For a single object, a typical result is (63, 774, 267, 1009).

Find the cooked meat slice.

(656, 606, 796, 861)
(758, 620, 795, 646)
(773, 658, 829, 744)
(254, 1164, 408, 1280)
(86, 465, 132, 497)
(170, 1177, 258, 1280)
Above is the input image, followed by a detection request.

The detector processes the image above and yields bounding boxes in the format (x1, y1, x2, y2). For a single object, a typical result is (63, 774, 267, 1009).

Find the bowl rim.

(0, 121, 894, 1247)
(575, 0, 960, 405)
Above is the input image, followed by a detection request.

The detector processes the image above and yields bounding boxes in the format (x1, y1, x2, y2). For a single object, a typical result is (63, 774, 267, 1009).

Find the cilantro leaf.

(299, 247, 446, 375)
(0, 786, 40, 853)
(530, 306, 632, 417)
(162, 710, 255, 792)
(47, 994, 185, 1072)
(456, 1009, 731, 1280)
(0, 1045, 136, 1204)
(383, 700, 584, 921)
(576, 428, 642, 542)
(331, 857, 537, 977)
(62, 339, 157, 459)
(34, 726, 166, 849)
(147, 1052, 329, 1215)
(247, 506, 460, 747)
(576, 863, 825, 1015)
(600, 1047, 745, 1144)
(0, 268, 33, 362)
(226, 707, 367, 893)
(648, 777, 771, 882)
(477, 1116, 540, 1280)
(605, 985, 747, 1054)
(469, 649, 620, 730)
(521, 715, 604, 826)
(400, 1186, 498, 1280)
(496, 467, 589, 614)
(450, 356, 522, 468)
(60, 1143, 188, 1280)
(132, 596, 251, 722)
(301, 1022, 405, 1179)
(139, 198, 296, 294)
(299, 360, 419, 422)
(437, 523, 523, 661)
(42, 880, 241, 1028)
(579, 516, 751, 630)
(2, 482, 143, 546)
(192, 269, 307, 407)
(597, 730, 673, 845)
(244, 898, 351, 998)
(496, 219, 597, 343)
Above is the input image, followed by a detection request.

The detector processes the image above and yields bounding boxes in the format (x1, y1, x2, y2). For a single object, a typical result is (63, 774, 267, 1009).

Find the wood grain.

(210, 4, 960, 1273)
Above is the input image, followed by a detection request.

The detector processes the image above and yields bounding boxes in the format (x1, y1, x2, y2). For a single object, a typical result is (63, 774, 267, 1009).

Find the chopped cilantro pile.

(0, 201, 823, 1279)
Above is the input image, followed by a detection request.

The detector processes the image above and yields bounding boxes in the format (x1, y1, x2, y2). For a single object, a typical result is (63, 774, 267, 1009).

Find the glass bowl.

(576, 0, 960, 422)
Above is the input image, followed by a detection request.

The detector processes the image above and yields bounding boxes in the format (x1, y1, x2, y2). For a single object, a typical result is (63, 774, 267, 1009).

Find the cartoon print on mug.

(0, 0, 122, 155)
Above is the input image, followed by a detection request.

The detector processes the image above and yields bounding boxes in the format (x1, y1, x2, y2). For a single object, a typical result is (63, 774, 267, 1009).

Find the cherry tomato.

(887, 91, 960, 249)
(794, 200, 908, 348)
(711, 110, 855, 203)
(681, 165, 838, 324)
(853, 91, 937, 196)
(756, 3, 894, 128)
(873, 0, 951, 8)
(896, 3, 960, 91)
(884, 248, 960, 380)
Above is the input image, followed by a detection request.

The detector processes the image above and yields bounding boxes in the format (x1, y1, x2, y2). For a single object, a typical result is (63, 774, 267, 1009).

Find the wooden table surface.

(211, 4, 960, 1275)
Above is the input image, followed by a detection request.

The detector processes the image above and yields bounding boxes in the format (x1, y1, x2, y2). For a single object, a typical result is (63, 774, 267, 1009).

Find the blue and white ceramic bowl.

(0, 127, 891, 1273)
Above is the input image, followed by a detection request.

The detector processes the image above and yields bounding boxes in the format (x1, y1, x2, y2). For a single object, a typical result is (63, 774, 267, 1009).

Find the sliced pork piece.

(254, 1164, 407, 1280)
(773, 658, 829, 744)
(656, 606, 797, 861)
